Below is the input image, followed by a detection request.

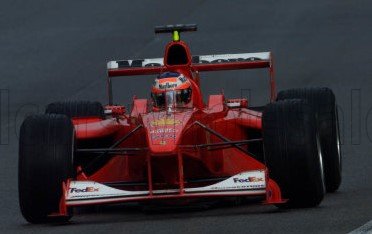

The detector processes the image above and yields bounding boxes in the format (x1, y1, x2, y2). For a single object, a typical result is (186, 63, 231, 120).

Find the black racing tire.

(263, 99, 325, 208)
(45, 101, 104, 118)
(277, 88, 341, 192)
(18, 114, 75, 223)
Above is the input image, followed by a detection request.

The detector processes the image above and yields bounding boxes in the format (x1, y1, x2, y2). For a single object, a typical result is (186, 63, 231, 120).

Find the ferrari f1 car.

(18, 24, 342, 223)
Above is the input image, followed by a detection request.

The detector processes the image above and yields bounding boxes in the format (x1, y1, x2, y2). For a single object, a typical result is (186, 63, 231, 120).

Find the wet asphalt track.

(1, 0, 372, 233)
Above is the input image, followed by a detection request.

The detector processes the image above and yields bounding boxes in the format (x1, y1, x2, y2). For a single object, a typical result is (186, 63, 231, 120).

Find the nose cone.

(142, 111, 193, 154)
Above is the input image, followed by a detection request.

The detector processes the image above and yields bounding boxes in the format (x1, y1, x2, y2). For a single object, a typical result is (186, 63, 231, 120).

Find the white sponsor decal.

(107, 58, 163, 69)
(226, 102, 241, 108)
(194, 52, 270, 63)
(67, 181, 148, 200)
(187, 170, 266, 192)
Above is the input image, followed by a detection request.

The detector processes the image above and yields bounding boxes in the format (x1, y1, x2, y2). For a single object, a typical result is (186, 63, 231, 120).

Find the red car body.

(54, 26, 285, 216)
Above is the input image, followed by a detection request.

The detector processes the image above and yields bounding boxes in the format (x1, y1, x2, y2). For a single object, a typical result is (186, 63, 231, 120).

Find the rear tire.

(19, 114, 75, 223)
(277, 88, 341, 192)
(263, 99, 325, 207)
(45, 101, 104, 118)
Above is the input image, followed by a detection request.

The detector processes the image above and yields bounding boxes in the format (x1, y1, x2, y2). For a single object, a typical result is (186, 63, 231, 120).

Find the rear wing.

(107, 52, 272, 76)
(106, 52, 275, 104)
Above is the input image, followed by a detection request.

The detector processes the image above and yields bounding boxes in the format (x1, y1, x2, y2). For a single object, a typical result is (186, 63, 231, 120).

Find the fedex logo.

(233, 177, 264, 183)
(70, 187, 99, 193)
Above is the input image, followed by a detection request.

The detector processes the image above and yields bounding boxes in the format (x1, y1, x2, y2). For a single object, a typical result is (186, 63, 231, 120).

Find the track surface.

(1, 0, 372, 233)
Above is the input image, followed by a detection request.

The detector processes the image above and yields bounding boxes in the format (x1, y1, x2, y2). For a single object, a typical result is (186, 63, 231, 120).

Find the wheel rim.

(335, 107, 342, 171)
(316, 134, 326, 192)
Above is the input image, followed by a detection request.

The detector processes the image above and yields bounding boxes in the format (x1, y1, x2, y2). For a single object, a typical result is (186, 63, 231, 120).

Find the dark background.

(0, 0, 371, 233)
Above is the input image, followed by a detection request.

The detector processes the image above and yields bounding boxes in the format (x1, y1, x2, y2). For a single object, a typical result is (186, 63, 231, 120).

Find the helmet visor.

(152, 88, 192, 108)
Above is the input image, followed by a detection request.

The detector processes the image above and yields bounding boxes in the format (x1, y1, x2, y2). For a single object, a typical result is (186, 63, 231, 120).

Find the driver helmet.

(151, 72, 192, 108)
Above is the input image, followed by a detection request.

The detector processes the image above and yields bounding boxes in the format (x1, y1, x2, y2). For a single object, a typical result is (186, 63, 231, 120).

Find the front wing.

(61, 170, 283, 208)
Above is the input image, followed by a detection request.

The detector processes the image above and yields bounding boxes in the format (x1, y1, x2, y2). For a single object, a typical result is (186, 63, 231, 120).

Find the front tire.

(19, 114, 75, 223)
(277, 87, 341, 192)
(263, 99, 325, 207)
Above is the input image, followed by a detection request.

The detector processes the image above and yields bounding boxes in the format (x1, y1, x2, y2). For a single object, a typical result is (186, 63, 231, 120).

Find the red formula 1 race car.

(18, 24, 342, 223)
